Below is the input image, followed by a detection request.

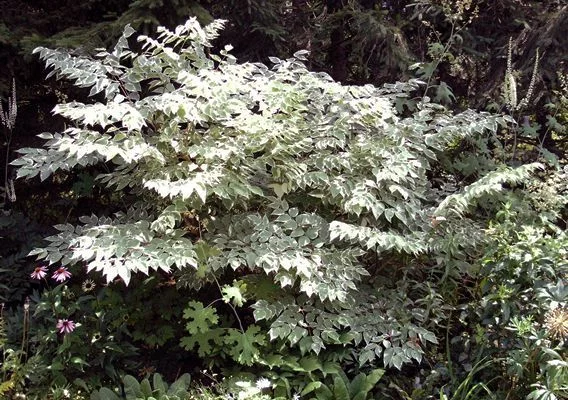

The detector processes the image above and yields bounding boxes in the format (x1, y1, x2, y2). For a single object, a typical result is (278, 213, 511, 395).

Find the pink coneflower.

(30, 265, 48, 280)
(56, 319, 75, 334)
(52, 267, 72, 282)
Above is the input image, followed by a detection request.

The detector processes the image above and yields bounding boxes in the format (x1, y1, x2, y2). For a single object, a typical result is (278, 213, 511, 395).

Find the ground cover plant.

(0, 15, 566, 400)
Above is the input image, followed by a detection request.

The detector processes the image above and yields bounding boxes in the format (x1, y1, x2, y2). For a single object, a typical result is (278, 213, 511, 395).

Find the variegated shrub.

(12, 18, 541, 369)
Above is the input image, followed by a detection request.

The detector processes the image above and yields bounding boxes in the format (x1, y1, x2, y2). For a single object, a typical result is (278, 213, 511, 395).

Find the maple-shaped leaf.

(180, 328, 225, 357)
(222, 283, 246, 307)
(182, 301, 219, 334)
(223, 326, 266, 366)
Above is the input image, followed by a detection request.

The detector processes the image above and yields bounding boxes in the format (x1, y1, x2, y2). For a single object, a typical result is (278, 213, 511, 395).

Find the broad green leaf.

(182, 301, 219, 334)
(224, 326, 267, 366)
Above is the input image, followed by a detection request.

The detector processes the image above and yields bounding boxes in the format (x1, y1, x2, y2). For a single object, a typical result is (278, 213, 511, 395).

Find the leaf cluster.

(12, 18, 546, 376)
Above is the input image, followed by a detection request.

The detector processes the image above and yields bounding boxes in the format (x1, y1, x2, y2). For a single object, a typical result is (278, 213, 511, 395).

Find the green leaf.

(182, 301, 219, 334)
(168, 373, 191, 395)
(365, 369, 385, 390)
(93, 387, 120, 400)
(332, 375, 350, 400)
(299, 356, 323, 373)
(301, 381, 323, 396)
(222, 284, 246, 307)
(224, 326, 266, 366)
(180, 328, 224, 357)
(70, 356, 90, 367)
(434, 81, 455, 104)
(152, 374, 167, 396)
(140, 378, 152, 397)
(349, 373, 367, 397)
(315, 383, 334, 400)
(123, 375, 142, 398)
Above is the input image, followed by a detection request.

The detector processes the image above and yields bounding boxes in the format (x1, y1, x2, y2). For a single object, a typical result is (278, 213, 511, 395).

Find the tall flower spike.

(6, 178, 15, 202)
(518, 48, 540, 110)
(504, 37, 517, 110)
(0, 79, 17, 131)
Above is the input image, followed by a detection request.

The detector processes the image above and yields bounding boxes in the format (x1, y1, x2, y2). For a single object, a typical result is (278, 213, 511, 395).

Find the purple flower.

(56, 319, 75, 334)
(30, 265, 48, 280)
(52, 267, 72, 282)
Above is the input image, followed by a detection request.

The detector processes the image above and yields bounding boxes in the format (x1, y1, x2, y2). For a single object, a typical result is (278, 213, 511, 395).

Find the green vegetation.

(0, 1, 566, 399)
